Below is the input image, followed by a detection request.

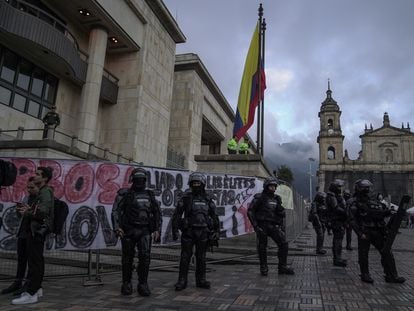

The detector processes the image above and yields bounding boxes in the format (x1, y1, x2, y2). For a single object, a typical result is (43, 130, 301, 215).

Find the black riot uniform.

(111, 168, 162, 296)
(343, 190, 353, 251)
(348, 179, 405, 283)
(309, 192, 328, 255)
(172, 172, 220, 291)
(326, 179, 348, 267)
(248, 177, 294, 276)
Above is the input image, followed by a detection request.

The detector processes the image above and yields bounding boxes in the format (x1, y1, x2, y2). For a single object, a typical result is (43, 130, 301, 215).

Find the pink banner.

(0, 158, 260, 250)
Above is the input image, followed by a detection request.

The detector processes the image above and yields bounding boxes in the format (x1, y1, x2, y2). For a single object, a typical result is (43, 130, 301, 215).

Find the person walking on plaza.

(348, 179, 406, 283)
(1, 177, 39, 296)
(12, 167, 54, 305)
(111, 168, 162, 296)
(172, 172, 220, 291)
(42, 105, 60, 139)
(326, 179, 348, 267)
(248, 177, 294, 276)
(238, 137, 249, 154)
(343, 190, 353, 251)
(308, 191, 328, 255)
(227, 135, 238, 154)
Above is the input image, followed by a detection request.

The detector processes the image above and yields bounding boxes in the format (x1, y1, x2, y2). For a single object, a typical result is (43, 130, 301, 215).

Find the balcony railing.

(0, 127, 143, 165)
(0, 0, 87, 83)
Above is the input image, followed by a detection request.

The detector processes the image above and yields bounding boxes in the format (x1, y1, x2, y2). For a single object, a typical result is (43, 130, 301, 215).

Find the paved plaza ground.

(1, 227, 414, 311)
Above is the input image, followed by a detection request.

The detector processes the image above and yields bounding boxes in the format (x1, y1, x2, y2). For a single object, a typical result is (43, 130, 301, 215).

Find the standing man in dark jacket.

(2, 177, 39, 295)
(348, 179, 405, 283)
(172, 172, 220, 291)
(326, 179, 347, 267)
(111, 167, 162, 296)
(309, 191, 328, 255)
(248, 177, 294, 276)
(12, 167, 54, 305)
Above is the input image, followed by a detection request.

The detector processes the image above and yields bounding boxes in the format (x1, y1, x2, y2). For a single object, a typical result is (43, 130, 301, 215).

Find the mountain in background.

(265, 142, 318, 200)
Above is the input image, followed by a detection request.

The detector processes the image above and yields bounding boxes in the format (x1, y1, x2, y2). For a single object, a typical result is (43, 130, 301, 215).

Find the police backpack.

(53, 198, 69, 235)
(0, 159, 17, 187)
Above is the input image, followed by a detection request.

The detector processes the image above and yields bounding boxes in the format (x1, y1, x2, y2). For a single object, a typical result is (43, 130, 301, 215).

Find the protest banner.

(0, 158, 281, 251)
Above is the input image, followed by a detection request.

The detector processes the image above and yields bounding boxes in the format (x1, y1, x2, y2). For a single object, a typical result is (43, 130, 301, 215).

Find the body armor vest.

(189, 197, 210, 228)
(124, 191, 152, 226)
(356, 199, 388, 227)
(316, 203, 329, 222)
(256, 196, 284, 225)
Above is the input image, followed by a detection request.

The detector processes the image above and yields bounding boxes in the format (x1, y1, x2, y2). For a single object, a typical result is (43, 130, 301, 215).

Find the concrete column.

(77, 27, 108, 143)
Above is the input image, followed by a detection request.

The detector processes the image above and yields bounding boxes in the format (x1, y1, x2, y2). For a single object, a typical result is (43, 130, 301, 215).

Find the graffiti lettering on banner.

(0, 158, 262, 251)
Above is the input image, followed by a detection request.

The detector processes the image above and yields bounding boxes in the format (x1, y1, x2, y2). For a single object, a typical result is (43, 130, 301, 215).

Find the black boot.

(278, 265, 295, 275)
(121, 282, 133, 295)
(1, 280, 22, 295)
(333, 259, 347, 267)
(196, 280, 211, 289)
(316, 249, 326, 255)
(361, 273, 374, 283)
(137, 283, 151, 296)
(385, 275, 406, 283)
(175, 279, 187, 291)
(346, 245, 353, 251)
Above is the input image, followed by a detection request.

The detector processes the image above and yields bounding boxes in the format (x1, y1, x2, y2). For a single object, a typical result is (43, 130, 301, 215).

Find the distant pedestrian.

(410, 214, 414, 229)
(238, 138, 249, 154)
(42, 106, 60, 139)
(227, 135, 238, 154)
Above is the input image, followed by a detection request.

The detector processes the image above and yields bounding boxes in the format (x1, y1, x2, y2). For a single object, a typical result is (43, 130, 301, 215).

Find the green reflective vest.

(227, 138, 238, 150)
(239, 142, 249, 152)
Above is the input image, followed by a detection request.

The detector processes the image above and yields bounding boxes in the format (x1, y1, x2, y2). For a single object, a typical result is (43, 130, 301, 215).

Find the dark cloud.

(164, 0, 414, 194)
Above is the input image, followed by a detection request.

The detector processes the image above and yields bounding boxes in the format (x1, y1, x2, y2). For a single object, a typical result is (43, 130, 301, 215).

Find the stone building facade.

(0, 0, 267, 176)
(317, 85, 414, 203)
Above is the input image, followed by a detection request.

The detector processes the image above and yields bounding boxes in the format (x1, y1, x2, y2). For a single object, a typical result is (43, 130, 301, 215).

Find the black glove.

(172, 231, 179, 241)
(254, 226, 264, 234)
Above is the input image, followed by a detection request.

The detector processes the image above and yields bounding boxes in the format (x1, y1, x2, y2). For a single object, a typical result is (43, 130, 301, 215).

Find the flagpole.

(260, 18, 266, 157)
(257, 3, 263, 155)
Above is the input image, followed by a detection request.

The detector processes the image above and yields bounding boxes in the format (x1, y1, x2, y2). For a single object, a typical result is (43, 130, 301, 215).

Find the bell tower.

(317, 81, 344, 165)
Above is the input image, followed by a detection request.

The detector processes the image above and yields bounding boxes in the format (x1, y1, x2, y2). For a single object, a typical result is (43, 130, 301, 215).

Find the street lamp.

(308, 157, 315, 202)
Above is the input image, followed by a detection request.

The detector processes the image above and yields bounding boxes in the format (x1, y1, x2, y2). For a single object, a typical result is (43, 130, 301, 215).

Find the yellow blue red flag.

(233, 22, 266, 141)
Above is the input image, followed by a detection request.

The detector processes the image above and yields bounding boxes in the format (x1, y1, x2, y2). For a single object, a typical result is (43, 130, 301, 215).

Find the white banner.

(0, 158, 267, 251)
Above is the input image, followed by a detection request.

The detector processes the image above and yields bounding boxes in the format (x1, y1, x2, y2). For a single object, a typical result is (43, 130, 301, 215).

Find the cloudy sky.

(163, 0, 414, 163)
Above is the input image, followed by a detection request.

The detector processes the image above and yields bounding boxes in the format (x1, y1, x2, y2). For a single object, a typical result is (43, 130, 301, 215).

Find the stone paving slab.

(1, 228, 414, 310)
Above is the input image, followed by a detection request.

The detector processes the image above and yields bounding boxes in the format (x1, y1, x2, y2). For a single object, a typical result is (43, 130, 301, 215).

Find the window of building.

(385, 149, 393, 162)
(327, 146, 335, 159)
(0, 45, 58, 119)
(327, 118, 333, 128)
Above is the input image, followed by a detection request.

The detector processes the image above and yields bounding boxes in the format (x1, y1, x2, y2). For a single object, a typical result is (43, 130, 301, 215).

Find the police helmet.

(129, 167, 147, 183)
(354, 179, 373, 195)
(188, 172, 206, 187)
(263, 177, 278, 189)
(328, 179, 345, 194)
(314, 191, 326, 204)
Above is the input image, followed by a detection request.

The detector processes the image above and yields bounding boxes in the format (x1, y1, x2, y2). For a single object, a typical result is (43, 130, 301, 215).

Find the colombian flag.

(233, 22, 266, 141)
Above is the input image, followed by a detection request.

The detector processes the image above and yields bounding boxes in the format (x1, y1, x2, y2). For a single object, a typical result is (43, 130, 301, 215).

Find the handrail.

(0, 127, 143, 165)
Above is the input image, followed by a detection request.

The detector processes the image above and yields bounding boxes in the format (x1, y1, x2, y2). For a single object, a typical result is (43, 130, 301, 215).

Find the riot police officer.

(309, 192, 328, 255)
(348, 179, 405, 283)
(172, 172, 220, 291)
(111, 168, 162, 296)
(326, 179, 347, 267)
(343, 190, 353, 250)
(248, 177, 294, 276)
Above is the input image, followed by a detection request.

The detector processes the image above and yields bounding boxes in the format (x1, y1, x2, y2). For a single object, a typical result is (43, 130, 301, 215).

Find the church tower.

(317, 81, 344, 165)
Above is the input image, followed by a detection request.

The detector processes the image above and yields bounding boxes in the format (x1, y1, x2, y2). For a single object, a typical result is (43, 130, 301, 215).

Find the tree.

(277, 165, 294, 185)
